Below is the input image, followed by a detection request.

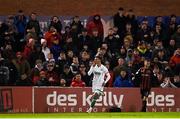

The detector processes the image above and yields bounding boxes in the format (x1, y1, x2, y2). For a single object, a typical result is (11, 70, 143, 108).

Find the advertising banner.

(0, 87, 179, 113)
(34, 87, 180, 112)
(0, 87, 32, 113)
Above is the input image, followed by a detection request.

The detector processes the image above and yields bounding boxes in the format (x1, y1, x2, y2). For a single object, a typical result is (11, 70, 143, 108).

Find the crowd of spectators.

(0, 8, 179, 88)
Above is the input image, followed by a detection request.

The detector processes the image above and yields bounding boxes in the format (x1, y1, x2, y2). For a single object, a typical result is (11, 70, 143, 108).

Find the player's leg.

(141, 89, 149, 112)
(87, 89, 101, 113)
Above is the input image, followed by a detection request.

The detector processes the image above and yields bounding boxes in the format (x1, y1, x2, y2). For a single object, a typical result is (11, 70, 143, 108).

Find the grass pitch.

(0, 112, 180, 118)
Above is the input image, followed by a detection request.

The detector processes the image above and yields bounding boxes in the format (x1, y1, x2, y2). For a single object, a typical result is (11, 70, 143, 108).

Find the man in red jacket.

(71, 73, 86, 87)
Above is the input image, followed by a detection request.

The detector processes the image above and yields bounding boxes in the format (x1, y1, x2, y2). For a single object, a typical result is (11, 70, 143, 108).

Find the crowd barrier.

(0, 87, 179, 113)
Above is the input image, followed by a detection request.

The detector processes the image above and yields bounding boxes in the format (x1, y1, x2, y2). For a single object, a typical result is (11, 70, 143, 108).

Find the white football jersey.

(88, 64, 109, 92)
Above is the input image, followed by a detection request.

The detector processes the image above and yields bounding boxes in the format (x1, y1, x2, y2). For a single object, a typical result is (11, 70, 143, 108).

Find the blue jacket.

(113, 75, 134, 87)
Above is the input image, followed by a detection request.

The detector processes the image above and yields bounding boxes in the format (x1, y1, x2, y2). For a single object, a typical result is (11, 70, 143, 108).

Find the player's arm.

(102, 65, 111, 86)
(132, 68, 141, 87)
(105, 72, 111, 83)
(88, 62, 96, 76)
(151, 71, 159, 87)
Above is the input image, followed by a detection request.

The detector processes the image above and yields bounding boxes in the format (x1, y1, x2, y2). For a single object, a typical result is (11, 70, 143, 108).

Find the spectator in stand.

(71, 73, 86, 87)
(125, 49, 134, 63)
(59, 78, 66, 87)
(121, 23, 135, 41)
(62, 26, 72, 44)
(0, 51, 18, 85)
(78, 63, 91, 86)
(60, 64, 73, 86)
(122, 35, 133, 51)
(70, 56, 79, 75)
(160, 77, 177, 88)
(28, 44, 45, 68)
(0, 54, 10, 85)
(153, 24, 166, 45)
(62, 36, 75, 52)
(113, 58, 126, 78)
(66, 50, 74, 64)
(0, 16, 17, 50)
(36, 70, 49, 86)
(2, 43, 16, 61)
(137, 41, 151, 59)
(57, 51, 68, 73)
(50, 37, 62, 62)
(153, 64, 163, 85)
(136, 20, 151, 44)
(104, 28, 120, 54)
(30, 59, 44, 85)
(44, 26, 61, 48)
(46, 61, 59, 86)
(14, 10, 27, 39)
(70, 16, 84, 36)
(96, 46, 112, 64)
(126, 9, 138, 35)
(166, 15, 178, 46)
(115, 46, 127, 59)
(14, 10, 27, 51)
(166, 39, 177, 58)
(86, 14, 104, 39)
(113, 7, 126, 36)
(49, 16, 62, 34)
(23, 38, 35, 59)
(152, 40, 166, 58)
(26, 12, 41, 38)
(126, 60, 136, 79)
(41, 38, 50, 61)
(113, 68, 133, 87)
(77, 28, 92, 52)
(153, 16, 165, 30)
(171, 25, 180, 48)
(173, 75, 180, 87)
(169, 48, 180, 70)
(79, 50, 91, 69)
(104, 61, 114, 87)
(155, 49, 168, 69)
(90, 29, 103, 54)
(12, 52, 31, 86)
(25, 25, 38, 44)
(113, 26, 120, 39)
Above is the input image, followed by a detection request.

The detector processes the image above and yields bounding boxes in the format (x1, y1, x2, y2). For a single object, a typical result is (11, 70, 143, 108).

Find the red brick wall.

(0, 0, 179, 16)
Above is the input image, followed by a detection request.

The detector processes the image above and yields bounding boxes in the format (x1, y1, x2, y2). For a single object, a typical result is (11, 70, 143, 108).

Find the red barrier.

(0, 87, 32, 113)
(146, 88, 180, 112)
(34, 87, 142, 112)
(34, 87, 180, 112)
(0, 87, 179, 113)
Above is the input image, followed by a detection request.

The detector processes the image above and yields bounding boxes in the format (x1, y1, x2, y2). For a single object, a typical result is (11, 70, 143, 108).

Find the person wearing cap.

(87, 56, 110, 113)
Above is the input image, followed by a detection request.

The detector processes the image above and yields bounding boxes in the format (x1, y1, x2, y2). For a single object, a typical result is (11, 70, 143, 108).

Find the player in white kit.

(87, 56, 111, 113)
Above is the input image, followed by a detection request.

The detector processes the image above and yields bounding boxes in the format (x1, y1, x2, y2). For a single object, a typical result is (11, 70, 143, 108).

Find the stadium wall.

(0, 87, 180, 113)
(0, 0, 180, 16)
